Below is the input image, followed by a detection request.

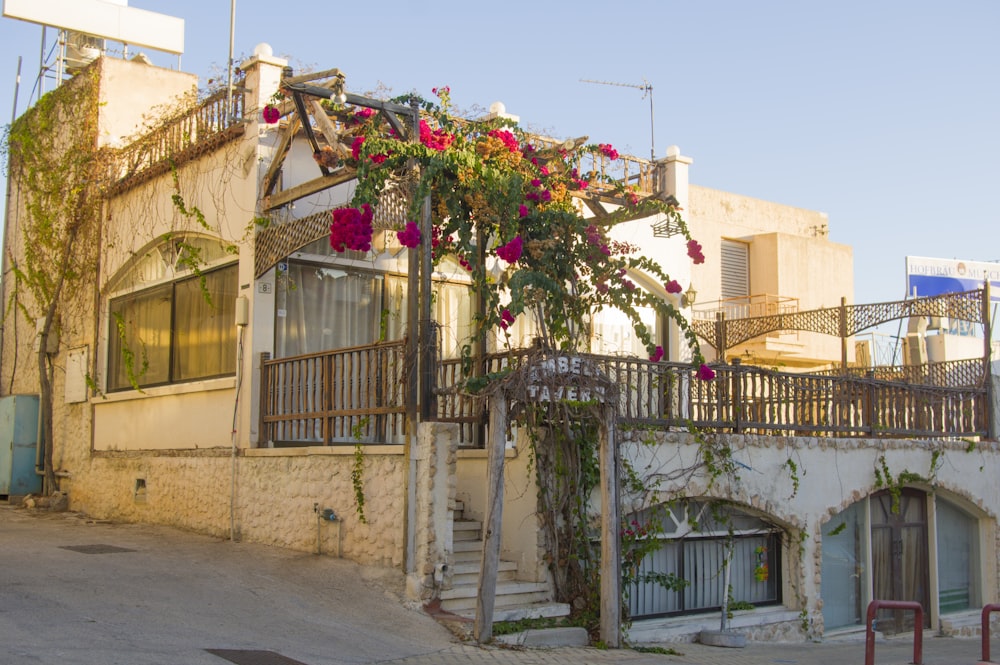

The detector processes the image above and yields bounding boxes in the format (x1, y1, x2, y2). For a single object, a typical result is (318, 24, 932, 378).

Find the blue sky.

(1, 1, 997, 309)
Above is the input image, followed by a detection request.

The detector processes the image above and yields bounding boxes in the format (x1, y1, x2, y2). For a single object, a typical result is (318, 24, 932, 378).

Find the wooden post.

(599, 404, 622, 647)
(474, 394, 507, 644)
(840, 296, 849, 371)
(983, 281, 995, 440)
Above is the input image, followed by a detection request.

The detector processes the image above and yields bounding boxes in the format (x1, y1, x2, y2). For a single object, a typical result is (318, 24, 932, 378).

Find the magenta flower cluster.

(488, 129, 519, 153)
(419, 119, 454, 151)
(598, 143, 619, 161)
(262, 105, 280, 124)
(687, 239, 705, 264)
(649, 346, 664, 362)
(496, 236, 523, 263)
(665, 279, 682, 294)
(397, 221, 421, 248)
(697, 364, 716, 381)
(499, 308, 516, 330)
(330, 204, 374, 253)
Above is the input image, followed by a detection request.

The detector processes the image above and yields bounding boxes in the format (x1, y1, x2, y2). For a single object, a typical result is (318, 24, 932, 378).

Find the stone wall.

(62, 446, 407, 567)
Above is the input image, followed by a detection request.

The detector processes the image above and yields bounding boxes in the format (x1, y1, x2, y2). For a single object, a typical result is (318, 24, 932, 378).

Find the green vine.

(351, 417, 370, 524)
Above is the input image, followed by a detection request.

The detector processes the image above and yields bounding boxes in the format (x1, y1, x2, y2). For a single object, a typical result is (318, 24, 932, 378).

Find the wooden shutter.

(720, 240, 749, 300)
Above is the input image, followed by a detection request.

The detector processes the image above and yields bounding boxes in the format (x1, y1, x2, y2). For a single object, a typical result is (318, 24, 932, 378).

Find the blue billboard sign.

(906, 256, 1000, 300)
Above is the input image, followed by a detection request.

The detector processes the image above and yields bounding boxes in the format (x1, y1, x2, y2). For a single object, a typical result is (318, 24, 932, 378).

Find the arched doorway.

(870, 488, 930, 632)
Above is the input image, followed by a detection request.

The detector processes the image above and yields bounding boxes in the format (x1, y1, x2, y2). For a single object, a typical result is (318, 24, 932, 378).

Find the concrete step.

(452, 601, 571, 623)
(453, 539, 483, 554)
(451, 560, 517, 586)
(453, 520, 482, 541)
(439, 581, 551, 612)
(494, 626, 588, 648)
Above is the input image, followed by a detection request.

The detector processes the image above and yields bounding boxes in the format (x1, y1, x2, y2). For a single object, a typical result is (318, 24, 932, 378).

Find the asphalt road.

(0, 505, 458, 665)
(0, 504, 990, 665)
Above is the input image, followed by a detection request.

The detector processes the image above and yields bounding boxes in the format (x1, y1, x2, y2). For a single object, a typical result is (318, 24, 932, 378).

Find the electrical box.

(0, 395, 42, 498)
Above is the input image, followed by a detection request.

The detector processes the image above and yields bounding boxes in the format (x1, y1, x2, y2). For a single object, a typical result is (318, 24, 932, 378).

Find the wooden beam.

(281, 68, 344, 86)
(264, 171, 357, 211)
(310, 100, 348, 159)
(291, 91, 329, 176)
(261, 117, 299, 197)
(474, 395, 507, 644)
(599, 405, 622, 647)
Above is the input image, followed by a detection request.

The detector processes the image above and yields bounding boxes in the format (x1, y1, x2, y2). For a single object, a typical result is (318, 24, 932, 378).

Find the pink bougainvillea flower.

(496, 236, 523, 263)
(649, 346, 664, 362)
(518, 204, 529, 218)
(262, 105, 280, 124)
(330, 204, 374, 253)
(531, 178, 543, 188)
(665, 279, 682, 294)
(499, 308, 516, 330)
(397, 221, 421, 248)
(539, 166, 550, 176)
(687, 239, 705, 264)
(697, 364, 716, 381)
(419, 119, 454, 151)
(350, 135, 365, 161)
(598, 143, 619, 161)
(487, 129, 519, 153)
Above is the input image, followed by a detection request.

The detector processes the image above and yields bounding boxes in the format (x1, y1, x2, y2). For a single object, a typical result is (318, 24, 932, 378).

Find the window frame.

(106, 261, 239, 392)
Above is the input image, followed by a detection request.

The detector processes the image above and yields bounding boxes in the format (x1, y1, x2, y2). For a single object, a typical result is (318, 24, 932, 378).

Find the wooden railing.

(439, 353, 989, 444)
(258, 341, 407, 446)
(111, 84, 247, 193)
(260, 344, 989, 447)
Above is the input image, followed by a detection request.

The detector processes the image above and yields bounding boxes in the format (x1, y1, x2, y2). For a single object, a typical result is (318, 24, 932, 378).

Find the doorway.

(870, 488, 930, 632)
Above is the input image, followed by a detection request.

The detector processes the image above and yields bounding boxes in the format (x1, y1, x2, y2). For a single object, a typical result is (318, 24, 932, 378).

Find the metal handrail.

(865, 600, 923, 665)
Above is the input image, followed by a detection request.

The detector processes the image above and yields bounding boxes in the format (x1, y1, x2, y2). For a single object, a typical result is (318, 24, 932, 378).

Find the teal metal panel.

(0, 395, 41, 496)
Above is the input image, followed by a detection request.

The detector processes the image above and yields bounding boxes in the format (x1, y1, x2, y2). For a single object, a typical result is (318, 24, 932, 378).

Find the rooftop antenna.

(581, 78, 655, 161)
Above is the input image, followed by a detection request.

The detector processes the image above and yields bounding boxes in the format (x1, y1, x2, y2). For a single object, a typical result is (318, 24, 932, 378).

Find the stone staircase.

(439, 503, 570, 622)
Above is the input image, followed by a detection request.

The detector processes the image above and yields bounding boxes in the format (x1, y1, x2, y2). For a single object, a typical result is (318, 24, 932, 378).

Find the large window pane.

(173, 267, 238, 381)
(108, 264, 238, 391)
(275, 264, 383, 358)
(109, 284, 171, 389)
(937, 498, 977, 613)
(821, 501, 865, 630)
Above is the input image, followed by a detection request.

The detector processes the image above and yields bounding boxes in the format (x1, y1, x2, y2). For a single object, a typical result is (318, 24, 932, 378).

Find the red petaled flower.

(330, 204, 374, 253)
(262, 105, 280, 124)
(499, 308, 516, 330)
(496, 236, 523, 263)
(687, 239, 705, 264)
(697, 364, 716, 381)
(650, 346, 664, 362)
(665, 279, 682, 294)
(397, 221, 421, 248)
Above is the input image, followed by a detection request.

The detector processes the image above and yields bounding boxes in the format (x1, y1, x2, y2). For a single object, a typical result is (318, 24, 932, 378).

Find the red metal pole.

(865, 600, 924, 665)
(983, 603, 1000, 663)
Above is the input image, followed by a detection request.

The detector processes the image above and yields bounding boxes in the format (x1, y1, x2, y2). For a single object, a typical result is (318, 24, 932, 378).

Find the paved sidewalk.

(0, 504, 987, 665)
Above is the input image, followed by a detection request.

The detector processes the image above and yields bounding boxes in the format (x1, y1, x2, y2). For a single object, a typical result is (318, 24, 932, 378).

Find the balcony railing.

(692, 294, 800, 322)
(259, 343, 990, 447)
(259, 341, 407, 446)
(110, 84, 247, 194)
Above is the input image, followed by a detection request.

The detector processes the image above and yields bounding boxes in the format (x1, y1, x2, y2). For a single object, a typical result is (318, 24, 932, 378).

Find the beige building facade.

(2, 50, 996, 647)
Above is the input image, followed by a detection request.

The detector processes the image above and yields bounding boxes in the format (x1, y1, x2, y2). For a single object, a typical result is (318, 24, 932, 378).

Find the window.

(108, 263, 238, 391)
(720, 239, 750, 300)
(626, 500, 781, 619)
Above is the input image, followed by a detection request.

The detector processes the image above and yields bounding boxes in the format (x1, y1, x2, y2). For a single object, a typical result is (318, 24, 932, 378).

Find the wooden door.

(871, 489, 930, 632)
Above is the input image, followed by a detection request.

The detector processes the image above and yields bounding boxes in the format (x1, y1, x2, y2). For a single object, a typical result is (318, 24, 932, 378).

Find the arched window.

(626, 499, 782, 619)
(107, 235, 238, 391)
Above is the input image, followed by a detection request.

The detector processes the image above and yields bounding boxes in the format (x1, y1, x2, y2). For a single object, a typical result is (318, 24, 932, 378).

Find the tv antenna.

(581, 78, 655, 161)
